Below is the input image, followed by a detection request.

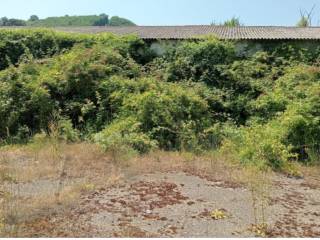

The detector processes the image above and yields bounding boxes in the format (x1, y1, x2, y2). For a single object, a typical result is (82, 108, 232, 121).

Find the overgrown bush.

(94, 117, 157, 154)
(222, 123, 295, 171)
(0, 63, 54, 141)
(1, 30, 319, 168)
(0, 29, 154, 71)
(161, 37, 236, 85)
(94, 78, 219, 152)
(57, 118, 80, 142)
(0, 42, 141, 141)
(0, 29, 84, 70)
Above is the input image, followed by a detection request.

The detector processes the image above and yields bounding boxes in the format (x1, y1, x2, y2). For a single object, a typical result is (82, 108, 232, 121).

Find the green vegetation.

(28, 14, 109, 27)
(211, 17, 242, 26)
(0, 29, 150, 70)
(0, 17, 26, 26)
(109, 16, 136, 26)
(296, 6, 315, 27)
(0, 29, 86, 70)
(223, 17, 241, 27)
(0, 14, 135, 27)
(296, 16, 310, 27)
(0, 29, 319, 173)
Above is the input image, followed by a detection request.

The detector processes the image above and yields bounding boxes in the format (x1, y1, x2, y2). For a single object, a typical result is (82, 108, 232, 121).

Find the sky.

(1, 0, 319, 26)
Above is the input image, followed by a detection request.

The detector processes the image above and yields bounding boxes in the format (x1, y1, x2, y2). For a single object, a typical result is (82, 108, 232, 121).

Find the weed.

(211, 209, 228, 220)
(47, 119, 67, 204)
(242, 166, 271, 235)
(249, 223, 269, 237)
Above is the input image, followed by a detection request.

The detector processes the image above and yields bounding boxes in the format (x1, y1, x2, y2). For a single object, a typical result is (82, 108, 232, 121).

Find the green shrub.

(253, 65, 320, 162)
(94, 117, 157, 154)
(199, 122, 238, 149)
(118, 80, 212, 150)
(162, 37, 236, 85)
(0, 63, 54, 140)
(225, 66, 320, 168)
(0, 42, 141, 140)
(0, 29, 155, 71)
(94, 77, 217, 152)
(154, 45, 289, 125)
(252, 65, 320, 120)
(13, 125, 31, 143)
(0, 29, 87, 70)
(280, 102, 320, 163)
(57, 118, 79, 142)
(224, 123, 295, 171)
(271, 43, 320, 64)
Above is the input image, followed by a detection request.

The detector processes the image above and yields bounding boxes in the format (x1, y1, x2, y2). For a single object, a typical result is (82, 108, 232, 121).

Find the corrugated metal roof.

(54, 25, 320, 40)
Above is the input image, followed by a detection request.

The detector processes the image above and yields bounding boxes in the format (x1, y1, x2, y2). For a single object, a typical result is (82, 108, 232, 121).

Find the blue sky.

(1, 0, 319, 26)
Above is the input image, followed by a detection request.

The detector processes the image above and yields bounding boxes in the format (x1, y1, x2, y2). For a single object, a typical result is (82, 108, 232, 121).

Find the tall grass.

(0, 147, 20, 236)
(242, 166, 271, 237)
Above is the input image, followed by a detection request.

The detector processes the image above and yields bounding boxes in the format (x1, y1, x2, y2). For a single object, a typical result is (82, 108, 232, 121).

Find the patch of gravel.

(267, 175, 320, 237)
(18, 171, 320, 237)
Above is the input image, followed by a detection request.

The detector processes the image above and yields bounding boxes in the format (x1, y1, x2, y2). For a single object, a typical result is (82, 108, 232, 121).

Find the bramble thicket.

(0, 29, 319, 172)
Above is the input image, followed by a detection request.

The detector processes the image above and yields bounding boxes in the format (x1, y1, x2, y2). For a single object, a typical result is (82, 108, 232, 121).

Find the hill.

(0, 14, 136, 27)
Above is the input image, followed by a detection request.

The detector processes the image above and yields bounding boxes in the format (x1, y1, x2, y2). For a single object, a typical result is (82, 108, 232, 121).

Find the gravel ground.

(17, 170, 320, 237)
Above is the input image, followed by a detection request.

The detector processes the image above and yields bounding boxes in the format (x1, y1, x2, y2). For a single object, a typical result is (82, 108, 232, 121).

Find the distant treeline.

(0, 14, 136, 27)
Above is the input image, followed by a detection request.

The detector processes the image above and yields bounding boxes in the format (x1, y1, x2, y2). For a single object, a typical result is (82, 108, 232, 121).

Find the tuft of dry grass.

(0, 140, 126, 237)
(124, 150, 243, 186)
